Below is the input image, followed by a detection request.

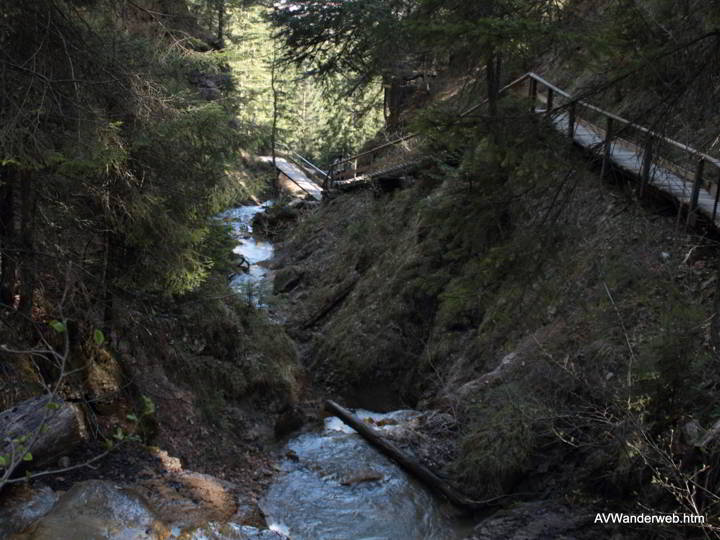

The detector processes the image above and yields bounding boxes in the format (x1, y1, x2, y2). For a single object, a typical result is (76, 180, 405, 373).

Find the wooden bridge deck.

(260, 156, 323, 201)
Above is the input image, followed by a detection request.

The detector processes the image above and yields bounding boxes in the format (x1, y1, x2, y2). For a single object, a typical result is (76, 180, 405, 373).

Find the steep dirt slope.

(272, 115, 719, 535)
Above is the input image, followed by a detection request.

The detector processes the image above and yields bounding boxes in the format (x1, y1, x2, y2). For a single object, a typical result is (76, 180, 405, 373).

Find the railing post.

(352, 158, 358, 179)
(529, 78, 538, 113)
(687, 157, 705, 227)
(324, 163, 334, 191)
(639, 136, 653, 197)
(567, 102, 576, 140)
(546, 88, 554, 115)
(600, 117, 614, 179)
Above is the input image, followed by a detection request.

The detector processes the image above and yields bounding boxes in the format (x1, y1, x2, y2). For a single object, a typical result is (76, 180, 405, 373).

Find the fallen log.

(0, 395, 87, 472)
(303, 278, 357, 329)
(324, 399, 486, 512)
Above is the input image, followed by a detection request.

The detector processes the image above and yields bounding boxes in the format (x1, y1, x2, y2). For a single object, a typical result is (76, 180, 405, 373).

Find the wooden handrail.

(332, 133, 417, 169)
(330, 73, 542, 174)
(525, 72, 720, 169)
(458, 72, 532, 118)
(334, 73, 533, 169)
(287, 150, 330, 181)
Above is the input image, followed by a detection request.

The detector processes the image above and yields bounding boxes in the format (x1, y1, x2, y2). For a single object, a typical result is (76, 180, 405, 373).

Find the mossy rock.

(274, 267, 303, 294)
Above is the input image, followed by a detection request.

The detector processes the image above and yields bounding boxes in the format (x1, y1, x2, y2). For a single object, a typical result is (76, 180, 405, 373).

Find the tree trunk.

(711, 270, 720, 359)
(0, 395, 87, 472)
(216, 0, 225, 49)
(18, 169, 37, 318)
(485, 51, 500, 140)
(270, 46, 280, 194)
(0, 166, 17, 307)
(384, 76, 409, 133)
(303, 278, 357, 328)
(102, 230, 114, 336)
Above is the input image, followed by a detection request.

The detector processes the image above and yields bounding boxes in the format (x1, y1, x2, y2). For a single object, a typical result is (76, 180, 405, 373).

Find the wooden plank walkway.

(329, 71, 720, 229)
(259, 156, 323, 201)
(548, 111, 720, 225)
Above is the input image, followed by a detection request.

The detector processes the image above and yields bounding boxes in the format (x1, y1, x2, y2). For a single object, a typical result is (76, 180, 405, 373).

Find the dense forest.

(2, 0, 720, 538)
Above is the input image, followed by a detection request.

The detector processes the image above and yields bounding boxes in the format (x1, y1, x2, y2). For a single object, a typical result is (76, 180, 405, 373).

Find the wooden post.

(639, 136, 653, 197)
(567, 102, 576, 140)
(352, 158, 358, 179)
(529, 78, 538, 113)
(713, 175, 720, 223)
(600, 117, 614, 179)
(324, 163, 334, 191)
(687, 157, 705, 227)
(546, 88, 554, 115)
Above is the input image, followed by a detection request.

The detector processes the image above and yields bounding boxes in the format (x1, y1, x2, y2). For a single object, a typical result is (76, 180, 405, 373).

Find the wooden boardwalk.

(549, 112, 720, 223)
(328, 71, 720, 229)
(260, 156, 324, 201)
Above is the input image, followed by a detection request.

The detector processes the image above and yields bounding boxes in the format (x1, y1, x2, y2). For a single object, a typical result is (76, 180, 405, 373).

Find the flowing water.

(224, 203, 470, 539)
(221, 202, 274, 306)
(261, 410, 471, 540)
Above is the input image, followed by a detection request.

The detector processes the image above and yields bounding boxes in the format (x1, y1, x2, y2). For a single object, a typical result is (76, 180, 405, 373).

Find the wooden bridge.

(259, 154, 325, 201)
(325, 72, 720, 228)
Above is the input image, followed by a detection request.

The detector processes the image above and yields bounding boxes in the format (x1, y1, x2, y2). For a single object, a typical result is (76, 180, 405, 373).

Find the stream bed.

(222, 202, 274, 305)
(261, 410, 471, 540)
(224, 203, 471, 539)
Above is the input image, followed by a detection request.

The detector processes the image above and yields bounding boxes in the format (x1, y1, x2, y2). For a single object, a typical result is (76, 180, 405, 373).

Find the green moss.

(166, 282, 300, 423)
(634, 297, 707, 420)
(453, 383, 550, 496)
(436, 275, 484, 331)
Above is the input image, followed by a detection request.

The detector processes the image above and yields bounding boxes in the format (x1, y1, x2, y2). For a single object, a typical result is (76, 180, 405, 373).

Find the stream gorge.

(0, 200, 472, 540)
(224, 202, 471, 539)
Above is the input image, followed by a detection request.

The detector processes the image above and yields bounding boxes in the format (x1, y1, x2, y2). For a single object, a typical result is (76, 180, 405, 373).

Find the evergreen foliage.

(271, 0, 415, 91)
(0, 0, 247, 326)
(230, 3, 384, 164)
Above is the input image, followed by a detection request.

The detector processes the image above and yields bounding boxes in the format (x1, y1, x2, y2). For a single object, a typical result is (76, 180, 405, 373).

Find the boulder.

(0, 485, 58, 539)
(287, 199, 320, 211)
(466, 501, 599, 540)
(85, 350, 124, 416)
(183, 522, 288, 539)
(20, 480, 167, 540)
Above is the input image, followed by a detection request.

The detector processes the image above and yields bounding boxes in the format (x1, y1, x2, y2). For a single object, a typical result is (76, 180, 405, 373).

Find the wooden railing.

(327, 134, 418, 185)
(328, 71, 720, 225)
(326, 74, 531, 185)
(517, 72, 720, 224)
(277, 143, 330, 186)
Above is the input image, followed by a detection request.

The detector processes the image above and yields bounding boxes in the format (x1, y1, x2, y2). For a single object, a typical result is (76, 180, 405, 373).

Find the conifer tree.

(271, 0, 419, 132)
(0, 0, 246, 325)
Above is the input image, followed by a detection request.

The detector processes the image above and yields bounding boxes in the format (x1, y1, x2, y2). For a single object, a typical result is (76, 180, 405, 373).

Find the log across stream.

(261, 407, 473, 539)
(324, 400, 487, 511)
